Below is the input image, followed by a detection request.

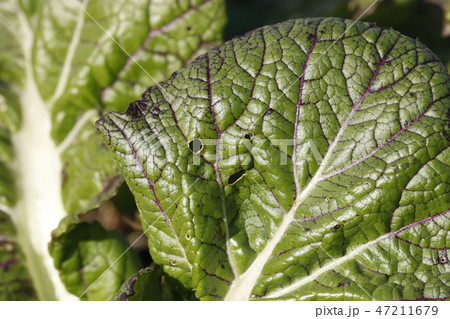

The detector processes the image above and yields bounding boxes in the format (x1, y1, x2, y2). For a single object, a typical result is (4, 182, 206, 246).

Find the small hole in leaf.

(169, 259, 177, 266)
(264, 108, 274, 116)
(228, 170, 245, 185)
(325, 197, 330, 203)
(439, 257, 448, 264)
(186, 25, 192, 31)
(188, 138, 203, 154)
(332, 224, 340, 230)
(185, 234, 191, 240)
(244, 132, 254, 140)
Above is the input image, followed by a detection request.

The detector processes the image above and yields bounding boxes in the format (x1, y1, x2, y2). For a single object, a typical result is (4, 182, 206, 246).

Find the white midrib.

(49, 1, 87, 105)
(224, 108, 356, 301)
(262, 231, 392, 299)
(9, 8, 81, 300)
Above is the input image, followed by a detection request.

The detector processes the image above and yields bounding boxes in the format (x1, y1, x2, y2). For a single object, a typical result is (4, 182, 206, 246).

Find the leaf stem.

(10, 7, 76, 301)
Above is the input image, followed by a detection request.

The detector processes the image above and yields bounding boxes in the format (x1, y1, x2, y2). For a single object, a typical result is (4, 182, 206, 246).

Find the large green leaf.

(49, 218, 141, 301)
(98, 17, 450, 300)
(0, 0, 226, 300)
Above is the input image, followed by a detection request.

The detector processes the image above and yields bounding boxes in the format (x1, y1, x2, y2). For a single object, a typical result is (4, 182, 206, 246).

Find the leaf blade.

(98, 17, 450, 300)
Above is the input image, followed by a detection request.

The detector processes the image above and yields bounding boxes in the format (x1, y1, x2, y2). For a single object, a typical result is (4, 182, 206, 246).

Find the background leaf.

(49, 217, 141, 301)
(0, 212, 37, 300)
(112, 264, 198, 301)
